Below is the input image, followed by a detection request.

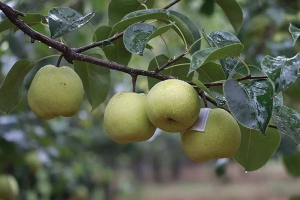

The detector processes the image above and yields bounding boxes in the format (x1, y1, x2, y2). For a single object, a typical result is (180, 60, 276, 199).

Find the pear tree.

(0, 0, 299, 179)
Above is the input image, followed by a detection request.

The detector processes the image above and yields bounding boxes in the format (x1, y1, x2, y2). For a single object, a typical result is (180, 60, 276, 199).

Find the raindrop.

(49, 46, 52, 49)
(244, 170, 248, 174)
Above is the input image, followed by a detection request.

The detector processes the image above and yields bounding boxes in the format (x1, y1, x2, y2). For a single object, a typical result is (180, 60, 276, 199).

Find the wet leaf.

(289, 24, 300, 46)
(190, 43, 243, 74)
(224, 79, 274, 133)
(192, 78, 214, 99)
(233, 126, 280, 171)
(273, 92, 283, 113)
(123, 23, 157, 55)
(0, 59, 34, 114)
(214, 0, 243, 33)
(113, 9, 170, 32)
(147, 54, 190, 89)
(273, 106, 300, 144)
(148, 23, 174, 41)
(261, 54, 300, 95)
(74, 53, 111, 111)
(48, 7, 95, 39)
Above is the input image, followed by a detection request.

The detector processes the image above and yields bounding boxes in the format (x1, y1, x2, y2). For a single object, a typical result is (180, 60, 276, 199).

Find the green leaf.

(168, 10, 201, 54)
(208, 30, 243, 77)
(224, 79, 274, 133)
(192, 78, 214, 99)
(147, 54, 190, 89)
(273, 92, 283, 113)
(148, 23, 174, 41)
(48, 7, 95, 39)
(273, 106, 300, 144)
(94, 26, 132, 65)
(289, 24, 300, 46)
(214, 0, 243, 33)
(123, 23, 157, 55)
(74, 53, 111, 111)
(108, 0, 151, 27)
(113, 9, 170, 33)
(190, 44, 243, 74)
(283, 152, 300, 177)
(230, 65, 267, 78)
(0, 13, 47, 33)
(233, 126, 280, 171)
(261, 54, 300, 95)
(0, 59, 34, 114)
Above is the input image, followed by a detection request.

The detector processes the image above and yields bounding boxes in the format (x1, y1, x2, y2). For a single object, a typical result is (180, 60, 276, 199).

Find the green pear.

(24, 151, 42, 174)
(181, 108, 241, 162)
(145, 79, 201, 132)
(0, 175, 19, 200)
(104, 92, 156, 144)
(27, 65, 84, 120)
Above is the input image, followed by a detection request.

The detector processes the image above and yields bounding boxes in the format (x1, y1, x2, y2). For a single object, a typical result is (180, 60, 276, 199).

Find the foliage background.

(0, 0, 300, 199)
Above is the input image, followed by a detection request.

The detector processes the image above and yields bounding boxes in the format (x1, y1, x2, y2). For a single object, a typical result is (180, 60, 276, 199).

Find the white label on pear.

(180, 108, 210, 135)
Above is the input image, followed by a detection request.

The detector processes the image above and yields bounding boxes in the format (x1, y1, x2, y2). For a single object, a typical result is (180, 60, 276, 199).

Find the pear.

(0, 175, 19, 200)
(104, 92, 156, 144)
(145, 79, 201, 132)
(27, 65, 84, 120)
(24, 151, 42, 174)
(181, 108, 241, 162)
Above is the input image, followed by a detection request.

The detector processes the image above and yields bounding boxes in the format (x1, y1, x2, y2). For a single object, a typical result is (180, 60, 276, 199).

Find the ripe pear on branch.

(27, 65, 84, 120)
(181, 108, 241, 162)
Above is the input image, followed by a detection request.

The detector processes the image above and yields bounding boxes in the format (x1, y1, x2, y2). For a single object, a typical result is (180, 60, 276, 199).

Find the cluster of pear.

(104, 79, 241, 162)
(0, 175, 19, 200)
(27, 65, 84, 120)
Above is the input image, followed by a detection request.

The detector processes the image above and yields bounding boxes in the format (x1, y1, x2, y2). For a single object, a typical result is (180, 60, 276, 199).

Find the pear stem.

(131, 74, 138, 93)
(56, 54, 64, 67)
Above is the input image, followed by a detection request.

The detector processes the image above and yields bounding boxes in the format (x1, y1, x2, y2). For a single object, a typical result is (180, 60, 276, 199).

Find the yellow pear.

(181, 108, 241, 162)
(27, 65, 84, 120)
(0, 175, 19, 200)
(24, 151, 42, 174)
(145, 79, 201, 132)
(104, 92, 156, 144)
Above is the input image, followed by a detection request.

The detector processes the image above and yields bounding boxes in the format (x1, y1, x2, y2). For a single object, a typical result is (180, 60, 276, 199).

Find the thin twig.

(155, 50, 187, 73)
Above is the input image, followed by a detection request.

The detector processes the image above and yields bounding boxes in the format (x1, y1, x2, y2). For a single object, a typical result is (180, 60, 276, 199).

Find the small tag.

(180, 108, 211, 136)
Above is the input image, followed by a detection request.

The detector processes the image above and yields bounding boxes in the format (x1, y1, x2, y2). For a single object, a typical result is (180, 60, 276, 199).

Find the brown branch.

(204, 75, 268, 87)
(155, 50, 187, 73)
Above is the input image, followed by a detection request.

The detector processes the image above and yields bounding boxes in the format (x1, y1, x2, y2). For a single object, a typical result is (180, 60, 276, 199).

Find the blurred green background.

(0, 0, 300, 199)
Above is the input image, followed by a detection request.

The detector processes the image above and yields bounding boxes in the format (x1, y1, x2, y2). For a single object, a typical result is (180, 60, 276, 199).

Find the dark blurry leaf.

(113, 9, 170, 32)
(190, 44, 243, 74)
(224, 79, 274, 133)
(108, 0, 153, 26)
(200, 0, 215, 16)
(0, 59, 34, 114)
(273, 106, 300, 144)
(147, 54, 190, 89)
(48, 7, 95, 39)
(214, 158, 228, 177)
(289, 24, 300, 46)
(283, 152, 300, 177)
(169, 10, 201, 54)
(94, 26, 132, 65)
(233, 126, 280, 171)
(0, 13, 47, 33)
(277, 135, 298, 156)
(214, 0, 243, 33)
(261, 54, 300, 95)
(74, 53, 111, 111)
(289, 196, 300, 200)
(123, 23, 157, 55)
